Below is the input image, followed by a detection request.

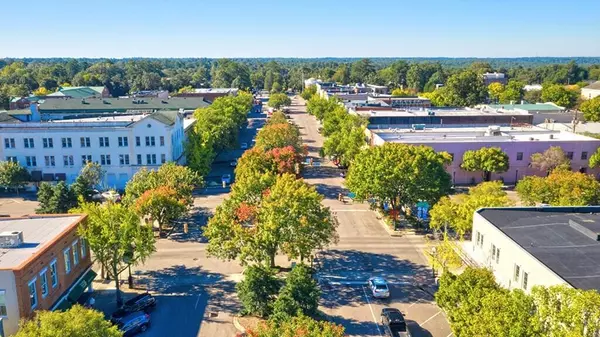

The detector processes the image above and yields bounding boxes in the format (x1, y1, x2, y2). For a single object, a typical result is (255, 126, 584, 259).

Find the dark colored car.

(118, 311, 151, 337)
(111, 293, 156, 324)
(381, 308, 411, 337)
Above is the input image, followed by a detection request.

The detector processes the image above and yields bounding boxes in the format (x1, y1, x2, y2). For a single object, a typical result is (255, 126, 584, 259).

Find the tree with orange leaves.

(133, 186, 187, 236)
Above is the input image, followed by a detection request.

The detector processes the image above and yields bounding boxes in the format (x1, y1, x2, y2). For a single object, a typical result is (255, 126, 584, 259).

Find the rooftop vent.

(569, 220, 600, 241)
(549, 134, 554, 139)
(0, 231, 24, 248)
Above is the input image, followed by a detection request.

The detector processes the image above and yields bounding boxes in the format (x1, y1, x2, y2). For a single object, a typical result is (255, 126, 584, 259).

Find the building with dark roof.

(582, 81, 600, 100)
(471, 207, 600, 292)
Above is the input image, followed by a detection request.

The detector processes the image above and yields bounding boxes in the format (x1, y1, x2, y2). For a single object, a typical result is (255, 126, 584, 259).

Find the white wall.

(0, 270, 20, 336)
(472, 212, 570, 292)
(582, 88, 600, 100)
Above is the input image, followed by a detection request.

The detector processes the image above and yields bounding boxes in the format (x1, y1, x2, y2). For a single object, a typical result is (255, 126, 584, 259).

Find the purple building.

(368, 125, 600, 185)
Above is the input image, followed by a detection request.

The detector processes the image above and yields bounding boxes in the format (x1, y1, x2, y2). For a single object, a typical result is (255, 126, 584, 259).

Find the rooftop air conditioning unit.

(0, 231, 24, 248)
(412, 124, 426, 131)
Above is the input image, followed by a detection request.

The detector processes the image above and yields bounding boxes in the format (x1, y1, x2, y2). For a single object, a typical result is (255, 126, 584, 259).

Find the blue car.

(118, 311, 151, 336)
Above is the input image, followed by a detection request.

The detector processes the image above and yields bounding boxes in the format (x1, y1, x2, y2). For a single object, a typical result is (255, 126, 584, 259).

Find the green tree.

(306, 95, 339, 121)
(71, 162, 105, 201)
(541, 84, 579, 108)
(391, 88, 412, 96)
(133, 186, 187, 236)
(36, 181, 77, 214)
(499, 80, 525, 104)
(516, 170, 600, 206)
(461, 147, 509, 181)
(321, 107, 368, 166)
(524, 89, 542, 103)
(346, 143, 452, 210)
(247, 314, 345, 337)
(425, 235, 462, 276)
(268, 93, 291, 109)
(590, 147, 600, 168)
(581, 96, 600, 121)
(530, 146, 571, 175)
(254, 122, 303, 153)
(205, 174, 337, 267)
(73, 202, 155, 307)
(0, 161, 30, 194)
(271, 82, 283, 93)
(300, 85, 317, 100)
(236, 265, 281, 317)
(350, 58, 375, 83)
(272, 264, 320, 322)
(428, 196, 458, 235)
(488, 82, 505, 102)
(14, 305, 122, 337)
(331, 64, 351, 85)
(443, 70, 488, 106)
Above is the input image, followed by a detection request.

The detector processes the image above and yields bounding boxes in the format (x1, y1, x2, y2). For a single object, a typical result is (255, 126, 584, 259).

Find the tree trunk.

(113, 264, 122, 307)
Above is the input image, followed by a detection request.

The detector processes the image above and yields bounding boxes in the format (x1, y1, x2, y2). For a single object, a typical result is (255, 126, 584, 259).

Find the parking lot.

(321, 283, 452, 337)
(0, 194, 39, 216)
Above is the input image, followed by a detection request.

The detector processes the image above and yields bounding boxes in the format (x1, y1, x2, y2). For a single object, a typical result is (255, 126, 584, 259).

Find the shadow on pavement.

(311, 183, 347, 199)
(303, 166, 343, 179)
(327, 314, 381, 336)
(407, 320, 434, 337)
(167, 206, 213, 243)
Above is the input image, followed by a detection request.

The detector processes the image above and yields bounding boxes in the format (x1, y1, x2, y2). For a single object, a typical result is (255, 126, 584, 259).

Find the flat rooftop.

(372, 125, 598, 143)
(478, 207, 600, 291)
(0, 215, 83, 269)
(486, 103, 564, 112)
(354, 107, 531, 118)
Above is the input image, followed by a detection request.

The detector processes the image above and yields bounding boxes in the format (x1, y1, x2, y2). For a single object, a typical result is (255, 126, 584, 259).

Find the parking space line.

(407, 297, 426, 308)
(361, 286, 383, 337)
(446, 333, 454, 337)
(194, 294, 202, 310)
(419, 310, 441, 327)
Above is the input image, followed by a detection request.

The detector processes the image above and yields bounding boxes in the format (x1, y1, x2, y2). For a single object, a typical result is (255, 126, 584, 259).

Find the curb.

(374, 211, 404, 237)
(232, 316, 246, 334)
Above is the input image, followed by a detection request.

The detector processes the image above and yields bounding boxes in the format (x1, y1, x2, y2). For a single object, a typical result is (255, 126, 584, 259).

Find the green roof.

(150, 110, 179, 126)
(487, 103, 565, 111)
(48, 86, 104, 99)
(37, 97, 209, 114)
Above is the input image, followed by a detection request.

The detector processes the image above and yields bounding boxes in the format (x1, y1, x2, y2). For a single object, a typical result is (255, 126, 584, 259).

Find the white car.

(368, 277, 390, 299)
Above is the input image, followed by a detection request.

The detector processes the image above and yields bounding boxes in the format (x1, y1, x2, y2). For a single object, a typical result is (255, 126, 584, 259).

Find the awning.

(53, 297, 72, 311)
(67, 269, 97, 303)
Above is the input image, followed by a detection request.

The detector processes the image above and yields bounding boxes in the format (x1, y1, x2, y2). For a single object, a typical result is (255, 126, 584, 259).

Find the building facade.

(470, 207, 600, 293)
(582, 82, 600, 100)
(0, 111, 185, 190)
(367, 125, 600, 185)
(0, 215, 94, 336)
(483, 72, 507, 85)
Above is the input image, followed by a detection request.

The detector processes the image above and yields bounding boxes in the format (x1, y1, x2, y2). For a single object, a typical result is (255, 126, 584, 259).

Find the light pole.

(431, 246, 437, 279)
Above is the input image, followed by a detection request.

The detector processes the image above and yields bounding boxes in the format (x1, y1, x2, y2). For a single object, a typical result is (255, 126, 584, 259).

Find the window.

(4, 138, 15, 149)
(6, 156, 17, 162)
(80, 137, 91, 148)
(28, 278, 37, 309)
(160, 136, 165, 146)
(136, 137, 141, 147)
(119, 154, 130, 165)
(491, 244, 497, 261)
(81, 155, 92, 165)
(99, 137, 109, 147)
(136, 154, 142, 165)
(43, 138, 53, 148)
(26, 156, 37, 167)
(514, 264, 520, 282)
(50, 259, 58, 288)
(64, 248, 71, 274)
(0, 291, 7, 316)
(146, 154, 156, 165)
(118, 137, 129, 147)
(523, 271, 529, 290)
(45, 156, 55, 167)
(516, 152, 523, 161)
(81, 240, 87, 258)
(145, 136, 155, 147)
(496, 248, 500, 264)
(24, 138, 34, 148)
(40, 269, 49, 298)
(582, 151, 588, 160)
(161, 154, 166, 164)
(475, 231, 480, 246)
(100, 155, 111, 166)
(61, 137, 72, 148)
(72, 241, 79, 266)
(63, 155, 74, 166)
(566, 152, 574, 160)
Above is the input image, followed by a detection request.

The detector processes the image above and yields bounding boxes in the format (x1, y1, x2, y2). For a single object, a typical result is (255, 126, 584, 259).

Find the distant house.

(177, 88, 238, 102)
(523, 84, 543, 91)
(47, 86, 110, 99)
(483, 72, 507, 86)
(582, 81, 600, 100)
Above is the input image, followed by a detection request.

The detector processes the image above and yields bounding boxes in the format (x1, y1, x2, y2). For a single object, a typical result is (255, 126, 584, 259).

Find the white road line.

(361, 286, 383, 337)
(446, 333, 454, 337)
(419, 310, 442, 326)
(407, 298, 426, 308)
(194, 294, 202, 310)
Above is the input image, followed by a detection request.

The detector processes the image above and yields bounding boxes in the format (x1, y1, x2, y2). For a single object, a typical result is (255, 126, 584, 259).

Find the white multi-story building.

(0, 111, 185, 190)
(470, 207, 600, 293)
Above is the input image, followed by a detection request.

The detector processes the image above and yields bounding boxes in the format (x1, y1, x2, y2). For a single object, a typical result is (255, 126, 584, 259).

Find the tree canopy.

(461, 147, 509, 181)
(268, 93, 291, 109)
(541, 84, 579, 108)
(516, 169, 600, 206)
(254, 121, 303, 153)
(236, 265, 281, 318)
(247, 314, 345, 337)
(529, 146, 571, 174)
(0, 160, 30, 193)
(346, 143, 452, 210)
(36, 181, 77, 214)
(581, 96, 600, 121)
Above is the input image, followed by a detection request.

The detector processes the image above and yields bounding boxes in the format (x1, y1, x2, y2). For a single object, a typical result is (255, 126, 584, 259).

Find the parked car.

(118, 311, 151, 337)
(368, 277, 390, 299)
(111, 293, 156, 324)
(230, 159, 238, 167)
(221, 174, 232, 184)
(380, 308, 411, 337)
(91, 190, 122, 203)
(241, 142, 248, 149)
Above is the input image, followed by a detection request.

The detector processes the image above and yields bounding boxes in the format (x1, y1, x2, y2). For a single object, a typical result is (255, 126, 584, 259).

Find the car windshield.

(375, 284, 388, 290)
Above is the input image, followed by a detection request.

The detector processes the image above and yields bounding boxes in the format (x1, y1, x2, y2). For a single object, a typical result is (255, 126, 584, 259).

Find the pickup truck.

(381, 308, 411, 337)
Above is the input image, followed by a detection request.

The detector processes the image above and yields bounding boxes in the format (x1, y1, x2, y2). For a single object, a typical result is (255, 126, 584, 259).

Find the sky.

(2, 0, 600, 58)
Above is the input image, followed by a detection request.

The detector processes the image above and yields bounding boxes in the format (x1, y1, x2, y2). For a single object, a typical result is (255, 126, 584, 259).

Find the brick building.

(0, 215, 95, 336)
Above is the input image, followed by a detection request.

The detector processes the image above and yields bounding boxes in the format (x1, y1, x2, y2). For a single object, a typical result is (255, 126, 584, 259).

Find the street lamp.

(431, 247, 437, 279)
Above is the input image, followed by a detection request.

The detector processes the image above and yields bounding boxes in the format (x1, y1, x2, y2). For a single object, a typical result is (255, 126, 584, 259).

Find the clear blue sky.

(3, 0, 600, 58)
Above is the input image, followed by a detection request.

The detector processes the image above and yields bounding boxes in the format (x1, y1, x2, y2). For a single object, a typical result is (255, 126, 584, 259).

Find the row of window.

(449, 151, 588, 162)
(4, 136, 165, 150)
(8, 154, 167, 168)
(475, 231, 529, 291)
(27, 240, 87, 311)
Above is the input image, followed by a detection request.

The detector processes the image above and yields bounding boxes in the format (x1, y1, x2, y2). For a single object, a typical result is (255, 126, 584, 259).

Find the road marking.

(408, 297, 426, 308)
(194, 294, 202, 310)
(446, 333, 454, 337)
(419, 310, 442, 326)
(9, 199, 21, 204)
(361, 286, 383, 337)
